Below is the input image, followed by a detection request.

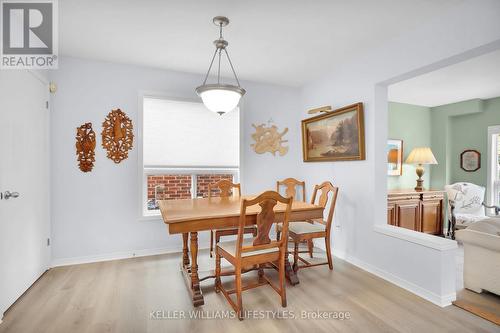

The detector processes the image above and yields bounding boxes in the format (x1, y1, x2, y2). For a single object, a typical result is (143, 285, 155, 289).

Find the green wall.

(429, 99, 483, 188)
(388, 97, 500, 191)
(447, 97, 500, 187)
(388, 102, 432, 190)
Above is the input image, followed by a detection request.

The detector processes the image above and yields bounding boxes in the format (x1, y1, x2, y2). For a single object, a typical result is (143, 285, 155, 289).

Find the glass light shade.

(196, 84, 245, 115)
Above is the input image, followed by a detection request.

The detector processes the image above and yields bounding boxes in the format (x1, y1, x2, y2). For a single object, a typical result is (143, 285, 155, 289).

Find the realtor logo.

(1, 0, 58, 69)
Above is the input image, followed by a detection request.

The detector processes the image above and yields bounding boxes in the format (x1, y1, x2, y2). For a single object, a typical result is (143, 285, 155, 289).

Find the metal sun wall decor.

(101, 109, 134, 163)
(251, 122, 289, 156)
(76, 122, 96, 172)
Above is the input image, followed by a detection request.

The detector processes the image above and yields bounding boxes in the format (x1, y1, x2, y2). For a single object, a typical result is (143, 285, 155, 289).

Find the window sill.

(139, 213, 163, 222)
(374, 224, 458, 251)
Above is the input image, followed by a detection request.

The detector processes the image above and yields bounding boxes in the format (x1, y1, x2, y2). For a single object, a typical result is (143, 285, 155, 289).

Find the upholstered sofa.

(455, 218, 500, 296)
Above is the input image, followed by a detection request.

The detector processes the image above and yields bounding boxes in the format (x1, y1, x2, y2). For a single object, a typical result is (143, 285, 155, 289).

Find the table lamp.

(405, 147, 438, 191)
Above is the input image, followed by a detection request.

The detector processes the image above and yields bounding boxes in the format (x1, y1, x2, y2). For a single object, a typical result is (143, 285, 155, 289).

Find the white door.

(0, 70, 50, 319)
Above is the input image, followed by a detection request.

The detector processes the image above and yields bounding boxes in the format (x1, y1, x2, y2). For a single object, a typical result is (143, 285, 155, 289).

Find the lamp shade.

(405, 147, 438, 165)
(387, 149, 399, 164)
(196, 84, 245, 115)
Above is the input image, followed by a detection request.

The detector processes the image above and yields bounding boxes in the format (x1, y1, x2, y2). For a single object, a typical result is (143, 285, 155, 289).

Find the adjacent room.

(386, 48, 500, 324)
(1, 1, 499, 332)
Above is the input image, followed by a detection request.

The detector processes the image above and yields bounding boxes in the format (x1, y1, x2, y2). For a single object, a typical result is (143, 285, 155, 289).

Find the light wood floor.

(0, 249, 498, 333)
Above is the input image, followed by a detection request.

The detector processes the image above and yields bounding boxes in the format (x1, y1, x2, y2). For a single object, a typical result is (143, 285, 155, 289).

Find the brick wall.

(146, 173, 235, 210)
(147, 175, 192, 201)
(196, 174, 234, 198)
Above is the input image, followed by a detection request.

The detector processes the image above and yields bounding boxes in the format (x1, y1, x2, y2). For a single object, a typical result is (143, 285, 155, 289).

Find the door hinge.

(46, 101, 49, 109)
(47, 238, 50, 246)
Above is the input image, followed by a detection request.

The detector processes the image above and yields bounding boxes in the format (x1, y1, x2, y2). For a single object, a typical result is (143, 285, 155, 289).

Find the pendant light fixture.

(196, 16, 245, 115)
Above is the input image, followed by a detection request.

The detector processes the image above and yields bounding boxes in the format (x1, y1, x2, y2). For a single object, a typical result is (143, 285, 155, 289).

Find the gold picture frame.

(301, 103, 365, 162)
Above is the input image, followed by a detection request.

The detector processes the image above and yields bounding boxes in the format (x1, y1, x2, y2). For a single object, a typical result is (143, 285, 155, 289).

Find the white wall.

(49, 0, 500, 307)
(49, 57, 301, 265)
(299, 0, 500, 305)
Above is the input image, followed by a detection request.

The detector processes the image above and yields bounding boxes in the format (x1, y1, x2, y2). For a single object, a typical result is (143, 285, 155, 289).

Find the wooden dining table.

(159, 195, 324, 307)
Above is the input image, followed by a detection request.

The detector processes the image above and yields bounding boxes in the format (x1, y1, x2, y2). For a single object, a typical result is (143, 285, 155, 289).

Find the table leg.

(190, 232, 204, 306)
(182, 233, 190, 269)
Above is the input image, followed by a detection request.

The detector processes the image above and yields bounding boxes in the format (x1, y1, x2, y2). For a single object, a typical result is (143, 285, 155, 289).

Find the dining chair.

(208, 179, 257, 257)
(276, 178, 313, 258)
(215, 190, 293, 320)
(276, 177, 306, 201)
(289, 181, 338, 272)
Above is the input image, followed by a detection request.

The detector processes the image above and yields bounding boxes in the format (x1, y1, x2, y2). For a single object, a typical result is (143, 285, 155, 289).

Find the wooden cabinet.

(387, 190, 444, 235)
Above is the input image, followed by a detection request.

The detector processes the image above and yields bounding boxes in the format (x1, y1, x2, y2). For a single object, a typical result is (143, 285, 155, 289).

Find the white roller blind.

(143, 97, 239, 167)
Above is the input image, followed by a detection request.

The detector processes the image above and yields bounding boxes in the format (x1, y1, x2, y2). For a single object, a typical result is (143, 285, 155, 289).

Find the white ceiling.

(59, 0, 461, 87)
(388, 49, 500, 107)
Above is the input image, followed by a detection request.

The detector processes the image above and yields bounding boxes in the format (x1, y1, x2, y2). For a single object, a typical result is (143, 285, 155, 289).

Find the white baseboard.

(339, 253, 455, 307)
(52, 243, 455, 307)
(50, 245, 204, 268)
(313, 239, 455, 307)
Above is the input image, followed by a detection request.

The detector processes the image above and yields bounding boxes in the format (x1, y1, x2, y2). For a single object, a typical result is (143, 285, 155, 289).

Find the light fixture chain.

(224, 48, 241, 87)
(202, 48, 219, 85)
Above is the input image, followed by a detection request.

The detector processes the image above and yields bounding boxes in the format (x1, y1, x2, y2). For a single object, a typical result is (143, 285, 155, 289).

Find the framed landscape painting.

(387, 139, 403, 176)
(301, 103, 365, 162)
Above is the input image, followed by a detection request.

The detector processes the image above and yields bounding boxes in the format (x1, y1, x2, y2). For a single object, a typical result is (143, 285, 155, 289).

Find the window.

(487, 125, 500, 211)
(141, 96, 240, 216)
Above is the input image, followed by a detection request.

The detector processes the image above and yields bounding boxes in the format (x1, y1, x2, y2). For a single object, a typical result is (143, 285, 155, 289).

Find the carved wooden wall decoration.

(251, 123, 289, 156)
(101, 109, 134, 163)
(76, 122, 96, 172)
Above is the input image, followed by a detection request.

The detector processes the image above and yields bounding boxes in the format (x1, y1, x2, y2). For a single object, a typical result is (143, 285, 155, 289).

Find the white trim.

(487, 125, 500, 211)
(305, 243, 455, 307)
(374, 224, 458, 251)
(138, 214, 163, 222)
(344, 254, 456, 307)
(144, 167, 239, 175)
(50, 245, 210, 268)
(51, 243, 456, 307)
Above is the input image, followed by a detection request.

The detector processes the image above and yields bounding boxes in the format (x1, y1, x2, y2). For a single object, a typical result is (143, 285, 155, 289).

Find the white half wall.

(49, 57, 302, 265)
(300, 1, 500, 305)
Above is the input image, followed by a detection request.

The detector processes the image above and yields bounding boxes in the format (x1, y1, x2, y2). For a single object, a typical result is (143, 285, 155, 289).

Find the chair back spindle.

(311, 181, 339, 231)
(208, 179, 241, 198)
(236, 191, 292, 258)
(276, 178, 305, 201)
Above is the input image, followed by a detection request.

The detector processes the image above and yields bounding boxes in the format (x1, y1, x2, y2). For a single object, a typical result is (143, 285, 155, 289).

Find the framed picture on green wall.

(460, 149, 481, 172)
(387, 139, 403, 176)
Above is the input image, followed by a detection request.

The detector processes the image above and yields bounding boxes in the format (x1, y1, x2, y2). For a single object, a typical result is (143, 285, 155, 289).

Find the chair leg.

(258, 264, 265, 283)
(279, 250, 287, 307)
(235, 267, 243, 320)
(210, 230, 214, 258)
(307, 240, 314, 258)
(215, 232, 222, 254)
(215, 250, 221, 293)
(325, 236, 333, 270)
(293, 241, 299, 272)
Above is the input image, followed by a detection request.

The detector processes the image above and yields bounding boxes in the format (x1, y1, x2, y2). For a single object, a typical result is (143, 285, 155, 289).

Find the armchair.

(445, 182, 500, 239)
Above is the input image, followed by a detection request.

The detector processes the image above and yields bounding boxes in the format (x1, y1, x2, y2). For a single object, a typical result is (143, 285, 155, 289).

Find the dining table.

(159, 195, 324, 306)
